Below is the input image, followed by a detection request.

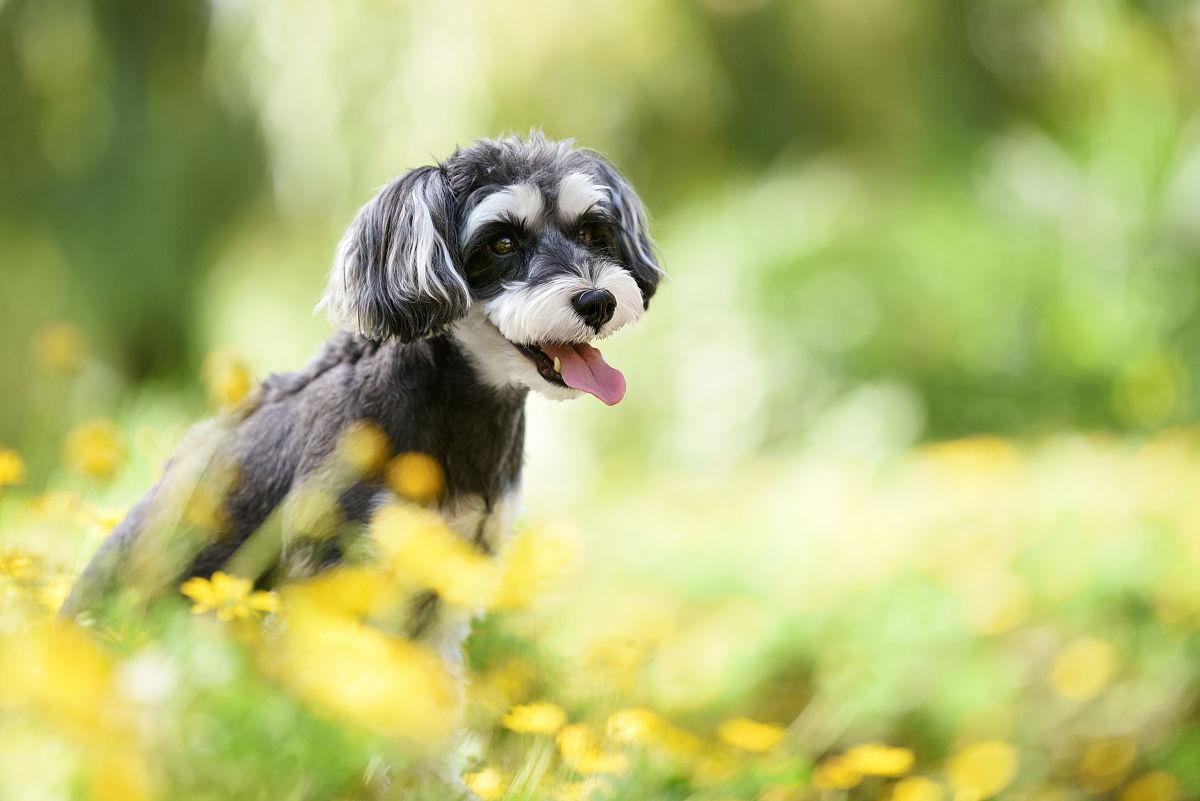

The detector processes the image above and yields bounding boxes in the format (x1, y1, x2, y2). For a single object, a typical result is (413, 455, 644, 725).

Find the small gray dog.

(62, 134, 659, 673)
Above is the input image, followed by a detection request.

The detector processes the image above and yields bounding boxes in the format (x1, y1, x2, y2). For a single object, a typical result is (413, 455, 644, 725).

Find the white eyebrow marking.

(462, 183, 544, 244)
(556, 172, 608, 221)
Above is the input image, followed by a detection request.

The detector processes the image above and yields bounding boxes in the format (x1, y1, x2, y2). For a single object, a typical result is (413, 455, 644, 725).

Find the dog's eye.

(489, 236, 516, 255)
(576, 224, 598, 246)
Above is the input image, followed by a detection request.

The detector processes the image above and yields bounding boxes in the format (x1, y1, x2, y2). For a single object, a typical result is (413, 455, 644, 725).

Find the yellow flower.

(78, 504, 125, 532)
(1120, 772, 1178, 801)
(0, 552, 36, 580)
(813, 755, 862, 790)
(947, 741, 1018, 801)
(265, 603, 460, 744)
(716, 717, 785, 753)
(337, 421, 391, 476)
(492, 527, 577, 610)
(557, 723, 630, 775)
(63, 418, 125, 480)
(88, 751, 152, 801)
(39, 574, 74, 611)
(463, 767, 506, 800)
(893, 776, 944, 801)
(1049, 636, 1117, 701)
(844, 742, 914, 776)
(1079, 738, 1137, 792)
(503, 701, 568, 735)
(0, 448, 26, 487)
(180, 571, 278, 622)
(33, 321, 86, 375)
(203, 347, 254, 410)
(0, 621, 133, 743)
(387, 451, 445, 504)
(606, 707, 663, 744)
(372, 504, 499, 608)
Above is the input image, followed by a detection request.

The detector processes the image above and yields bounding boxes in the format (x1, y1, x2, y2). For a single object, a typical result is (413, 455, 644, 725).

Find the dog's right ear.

(320, 166, 470, 342)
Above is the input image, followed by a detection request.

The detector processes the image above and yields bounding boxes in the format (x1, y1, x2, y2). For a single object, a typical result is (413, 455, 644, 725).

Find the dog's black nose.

(572, 289, 617, 331)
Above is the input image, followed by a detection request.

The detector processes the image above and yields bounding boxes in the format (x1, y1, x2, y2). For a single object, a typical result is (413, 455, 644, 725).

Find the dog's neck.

(392, 333, 527, 507)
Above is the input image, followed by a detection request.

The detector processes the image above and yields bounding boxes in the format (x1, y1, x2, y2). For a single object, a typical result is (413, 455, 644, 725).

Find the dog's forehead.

(448, 140, 603, 204)
(449, 139, 612, 239)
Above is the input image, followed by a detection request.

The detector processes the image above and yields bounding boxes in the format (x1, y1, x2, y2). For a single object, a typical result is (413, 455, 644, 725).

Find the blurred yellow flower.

(283, 567, 397, 620)
(606, 707, 663, 744)
(180, 571, 278, 622)
(893, 776, 944, 801)
(463, 766, 506, 800)
(266, 604, 460, 745)
(844, 742, 914, 776)
(0, 621, 132, 743)
(492, 527, 577, 610)
(78, 504, 124, 532)
(920, 435, 1019, 474)
(63, 418, 125, 480)
(813, 755, 862, 789)
(0, 552, 35, 580)
(1049, 636, 1117, 701)
(88, 751, 152, 801)
(557, 723, 630, 775)
(372, 504, 498, 608)
(947, 741, 1018, 801)
(39, 575, 74, 611)
(1079, 738, 1137, 792)
(337, 421, 391, 476)
(717, 717, 785, 753)
(0, 448, 26, 487)
(503, 701, 567, 735)
(203, 347, 254, 410)
(1120, 772, 1178, 801)
(33, 321, 86, 375)
(387, 451, 445, 505)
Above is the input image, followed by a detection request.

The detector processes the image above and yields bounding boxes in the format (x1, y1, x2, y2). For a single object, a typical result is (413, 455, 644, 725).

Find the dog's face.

(320, 135, 661, 405)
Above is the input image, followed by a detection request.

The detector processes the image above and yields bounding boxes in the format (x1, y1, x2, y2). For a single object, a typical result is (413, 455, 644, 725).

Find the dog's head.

(320, 134, 661, 405)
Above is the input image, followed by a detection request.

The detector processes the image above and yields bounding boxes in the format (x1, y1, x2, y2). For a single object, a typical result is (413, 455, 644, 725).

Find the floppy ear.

(587, 153, 663, 307)
(320, 166, 470, 341)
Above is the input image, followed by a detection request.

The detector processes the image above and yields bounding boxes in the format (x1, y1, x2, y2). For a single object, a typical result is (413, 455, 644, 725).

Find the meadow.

(2, 348, 1198, 800)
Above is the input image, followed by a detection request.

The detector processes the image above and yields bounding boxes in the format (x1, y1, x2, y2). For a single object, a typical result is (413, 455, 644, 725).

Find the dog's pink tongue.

(540, 343, 626, 406)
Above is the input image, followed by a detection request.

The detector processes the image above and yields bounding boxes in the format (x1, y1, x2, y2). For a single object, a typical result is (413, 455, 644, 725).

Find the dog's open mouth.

(511, 341, 627, 406)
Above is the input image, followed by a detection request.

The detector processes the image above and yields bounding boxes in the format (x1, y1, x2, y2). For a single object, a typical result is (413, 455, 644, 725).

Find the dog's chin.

(448, 311, 583, 400)
(450, 310, 627, 405)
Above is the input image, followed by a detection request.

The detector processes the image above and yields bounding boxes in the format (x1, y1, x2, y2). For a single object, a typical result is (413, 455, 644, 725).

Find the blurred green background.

(5, 2, 1200, 801)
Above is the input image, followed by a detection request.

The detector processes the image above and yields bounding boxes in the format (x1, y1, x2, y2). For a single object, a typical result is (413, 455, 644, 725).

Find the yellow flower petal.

(947, 741, 1018, 801)
(716, 717, 785, 753)
(502, 701, 567, 735)
(463, 767, 506, 800)
(844, 742, 914, 776)
(180, 577, 218, 607)
(893, 776, 944, 801)
(62, 418, 125, 480)
(0, 448, 26, 487)
(1050, 636, 1117, 701)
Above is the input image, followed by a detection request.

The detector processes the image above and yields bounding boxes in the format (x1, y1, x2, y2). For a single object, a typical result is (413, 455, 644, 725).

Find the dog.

(60, 133, 660, 782)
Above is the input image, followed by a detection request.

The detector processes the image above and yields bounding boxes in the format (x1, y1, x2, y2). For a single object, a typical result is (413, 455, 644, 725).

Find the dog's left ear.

(587, 153, 663, 307)
(320, 166, 470, 342)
